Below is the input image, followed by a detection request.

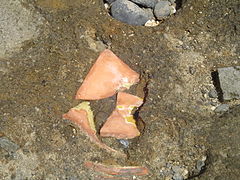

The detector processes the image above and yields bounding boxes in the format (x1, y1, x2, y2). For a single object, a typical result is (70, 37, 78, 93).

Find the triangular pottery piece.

(75, 49, 139, 100)
(63, 102, 126, 157)
(100, 93, 143, 139)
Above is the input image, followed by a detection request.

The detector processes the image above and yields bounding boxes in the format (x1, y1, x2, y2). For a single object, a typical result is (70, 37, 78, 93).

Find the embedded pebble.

(130, 0, 158, 8)
(172, 166, 182, 173)
(145, 19, 159, 27)
(196, 160, 205, 171)
(111, 0, 153, 25)
(173, 173, 184, 180)
(154, 1, 174, 20)
(218, 66, 240, 100)
(208, 88, 218, 98)
(0, 136, 19, 153)
(119, 139, 129, 148)
(214, 104, 229, 113)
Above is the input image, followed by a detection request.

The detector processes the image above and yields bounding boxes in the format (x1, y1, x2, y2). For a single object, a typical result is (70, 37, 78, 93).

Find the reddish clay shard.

(95, 175, 131, 180)
(76, 49, 140, 100)
(100, 93, 143, 139)
(84, 161, 149, 176)
(116, 92, 143, 117)
(63, 102, 126, 157)
(100, 110, 140, 139)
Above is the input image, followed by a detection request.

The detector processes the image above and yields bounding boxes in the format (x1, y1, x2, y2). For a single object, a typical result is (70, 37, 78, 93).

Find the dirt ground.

(0, 0, 239, 179)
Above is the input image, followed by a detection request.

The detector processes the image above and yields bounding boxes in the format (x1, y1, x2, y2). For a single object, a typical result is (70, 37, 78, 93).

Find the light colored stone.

(0, 0, 44, 57)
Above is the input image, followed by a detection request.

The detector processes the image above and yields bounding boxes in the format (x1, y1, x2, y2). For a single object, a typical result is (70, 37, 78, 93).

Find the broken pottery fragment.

(100, 92, 143, 139)
(63, 102, 126, 157)
(84, 161, 149, 176)
(116, 92, 143, 117)
(75, 49, 139, 100)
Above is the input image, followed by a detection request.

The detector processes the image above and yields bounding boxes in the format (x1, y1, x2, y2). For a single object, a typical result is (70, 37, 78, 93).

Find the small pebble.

(119, 139, 129, 148)
(189, 66, 196, 75)
(208, 89, 218, 98)
(173, 173, 184, 180)
(196, 160, 205, 171)
(111, 0, 153, 25)
(0, 136, 19, 154)
(154, 1, 172, 20)
(214, 104, 229, 113)
(130, 0, 158, 8)
(172, 166, 182, 173)
(145, 19, 159, 27)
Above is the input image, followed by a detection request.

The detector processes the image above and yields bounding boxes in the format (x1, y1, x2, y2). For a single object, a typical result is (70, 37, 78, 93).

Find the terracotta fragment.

(84, 161, 149, 176)
(100, 93, 143, 139)
(94, 175, 131, 180)
(116, 92, 143, 117)
(75, 49, 139, 100)
(100, 110, 140, 139)
(63, 102, 126, 157)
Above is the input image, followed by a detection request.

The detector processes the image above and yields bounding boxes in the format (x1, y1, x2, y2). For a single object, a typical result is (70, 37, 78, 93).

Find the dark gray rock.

(214, 104, 229, 113)
(154, 1, 172, 20)
(208, 88, 218, 98)
(0, 136, 19, 153)
(218, 66, 240, 100)
(143, 8, 155, 20)
(105, 0, 116, 4)
(130, 0, 158, 8)
(111, 0, 152, 25)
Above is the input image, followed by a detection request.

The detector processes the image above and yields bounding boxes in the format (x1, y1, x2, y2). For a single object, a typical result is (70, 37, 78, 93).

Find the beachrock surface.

(0, 0, 44, 58)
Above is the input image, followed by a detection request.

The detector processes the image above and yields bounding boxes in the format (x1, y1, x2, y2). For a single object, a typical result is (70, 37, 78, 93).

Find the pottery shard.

(76, 49, 139, 100)
(84, 161, 149, 176)
(100, 110, 140, 139)
(111, 0, 153, 26)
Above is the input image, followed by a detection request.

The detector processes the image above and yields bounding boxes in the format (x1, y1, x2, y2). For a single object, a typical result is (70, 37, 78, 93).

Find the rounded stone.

(208, 88, 218, 98)
(130, 0, 158, 8)
(111, 0, 152, 25)
(154, 1, 172, 20)
(214, 104, 229, 113)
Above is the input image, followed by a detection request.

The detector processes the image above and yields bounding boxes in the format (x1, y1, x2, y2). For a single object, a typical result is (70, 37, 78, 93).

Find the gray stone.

(214, 104, 229, 113)
(143, 8, 155, 20)
(173, 173, 184, 180)
(172, 166, 182, 173)
(196, 160, 205, 171)
(111, 0, 152, 25)
(208, 88, 218, 98)
(154, 1, 172, 20)
(130, 0, 158, 8)
(218, 66, 240, 100)
(0, 0, 44, 58)
(0, 136, 20, 153)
